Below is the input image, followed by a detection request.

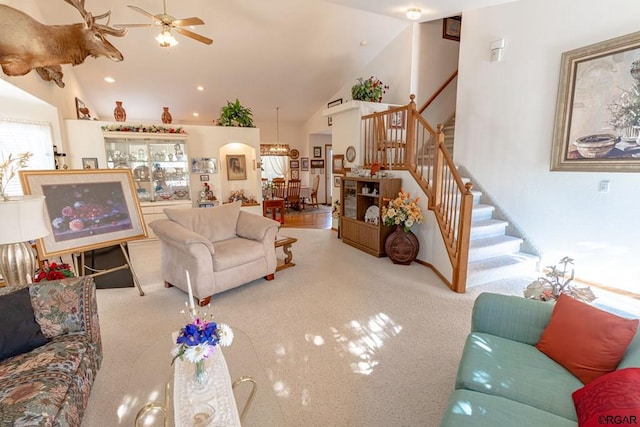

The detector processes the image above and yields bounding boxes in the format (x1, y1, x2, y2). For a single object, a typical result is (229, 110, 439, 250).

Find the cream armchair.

(149, 201, 280, 306)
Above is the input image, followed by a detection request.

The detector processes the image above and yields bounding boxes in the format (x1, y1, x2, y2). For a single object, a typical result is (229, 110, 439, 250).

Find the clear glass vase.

(193, 359, 209, 391)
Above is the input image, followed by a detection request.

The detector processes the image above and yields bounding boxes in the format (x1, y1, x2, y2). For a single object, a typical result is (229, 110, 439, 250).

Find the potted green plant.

(351, 76, 389, 102)
(217, 99, 255, 127)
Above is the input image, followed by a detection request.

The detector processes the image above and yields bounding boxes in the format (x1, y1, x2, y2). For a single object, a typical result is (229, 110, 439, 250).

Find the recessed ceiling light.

(193, 112, 199, 117)
(104, 77, 115, 83)
(360, 40, 368, 47)
(406, 8, 422, 20)
(197, 86, 204, 91)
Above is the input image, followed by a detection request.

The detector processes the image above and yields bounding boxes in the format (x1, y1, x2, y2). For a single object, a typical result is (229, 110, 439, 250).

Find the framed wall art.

(332, 154, 345, 174)
(301, 157, 309, 171)
(389, 108, 406, 129)
(313, 146, 322, 158)
(310, 159, 324, 169)
(551, 31, 640, 172)
(327, 98, 342, 126)
(333, 176, 341, 187)
(290, 160, 299, 169)
(19, 169, 147, 258)
(443, 16, 461, 41)
(82, 157, 98, 169)
(75, 97, 92, 120)
(191, 157, 218, 174)
(291, 169, 299, 180)
(226, 154, 247, 180)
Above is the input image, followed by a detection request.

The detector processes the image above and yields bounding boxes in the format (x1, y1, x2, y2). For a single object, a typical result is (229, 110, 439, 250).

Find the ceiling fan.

(119, 0, 213, 47)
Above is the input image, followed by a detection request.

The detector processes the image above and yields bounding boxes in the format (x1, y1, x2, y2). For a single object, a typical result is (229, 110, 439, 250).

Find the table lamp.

(0, 195, 49, 287)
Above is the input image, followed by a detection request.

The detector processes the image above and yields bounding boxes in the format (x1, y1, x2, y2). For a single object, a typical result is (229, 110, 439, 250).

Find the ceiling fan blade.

(114, 23, 154, 28)
(174, 27, 213, 45)
(172, 17, 205, 27)
(127, 5, 162, 24)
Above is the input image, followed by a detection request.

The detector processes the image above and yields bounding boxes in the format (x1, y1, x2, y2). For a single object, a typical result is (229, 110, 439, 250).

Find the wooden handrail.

(361, 95, 471, 293)
(418, 70, 458, 115)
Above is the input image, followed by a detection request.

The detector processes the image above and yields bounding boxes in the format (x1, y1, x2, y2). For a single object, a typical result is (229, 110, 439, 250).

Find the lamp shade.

(0, 195, 49, 244)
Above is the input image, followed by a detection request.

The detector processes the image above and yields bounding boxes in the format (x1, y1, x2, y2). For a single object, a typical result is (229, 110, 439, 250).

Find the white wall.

(455, 0, 640, 289)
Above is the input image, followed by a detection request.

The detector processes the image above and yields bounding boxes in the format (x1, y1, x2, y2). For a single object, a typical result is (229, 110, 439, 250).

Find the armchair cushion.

(0, 288, 48, 362)
(165, 200, 241, 242)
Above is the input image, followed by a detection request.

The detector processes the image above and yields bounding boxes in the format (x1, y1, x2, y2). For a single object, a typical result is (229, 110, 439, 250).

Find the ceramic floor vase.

(385, 226, 419, 265)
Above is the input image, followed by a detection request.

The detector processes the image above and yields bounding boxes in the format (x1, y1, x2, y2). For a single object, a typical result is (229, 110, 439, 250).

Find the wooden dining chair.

(285, 179, 302, 210)
(309, 174, 320, 209)
(272, 178, 286, 199)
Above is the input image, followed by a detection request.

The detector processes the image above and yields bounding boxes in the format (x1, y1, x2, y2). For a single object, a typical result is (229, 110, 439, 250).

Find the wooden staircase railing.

(361, 94, 472, 293)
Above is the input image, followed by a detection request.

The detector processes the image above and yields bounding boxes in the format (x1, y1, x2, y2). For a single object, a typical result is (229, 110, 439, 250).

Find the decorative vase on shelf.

(161, 107, 172, 124)
(113, 101, 126, 122)
(385, 226, 419, 265)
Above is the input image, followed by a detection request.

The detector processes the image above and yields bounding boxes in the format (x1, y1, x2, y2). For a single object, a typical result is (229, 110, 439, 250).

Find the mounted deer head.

(0, 0, 126, 88)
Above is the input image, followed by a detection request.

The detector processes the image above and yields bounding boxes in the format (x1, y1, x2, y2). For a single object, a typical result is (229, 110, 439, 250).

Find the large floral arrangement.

(351, 76, 389, 102)
(523, 256, 596, 303)
(381, 190, 423, 232)
(171, 309, 234, 365)
(34, 262, 75, 282)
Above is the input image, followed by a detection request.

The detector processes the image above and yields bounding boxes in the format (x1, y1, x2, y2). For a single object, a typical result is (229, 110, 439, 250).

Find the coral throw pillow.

(536, 294, 638, 384)
(573, 368, 640, 427)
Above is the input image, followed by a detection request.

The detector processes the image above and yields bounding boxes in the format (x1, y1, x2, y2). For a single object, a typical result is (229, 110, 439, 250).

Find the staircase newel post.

(406, 94, 417, 170)
(452, 182, 473, 293)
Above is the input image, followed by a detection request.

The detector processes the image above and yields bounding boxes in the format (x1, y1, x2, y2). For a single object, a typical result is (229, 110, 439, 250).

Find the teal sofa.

(440, 293, 640, 427)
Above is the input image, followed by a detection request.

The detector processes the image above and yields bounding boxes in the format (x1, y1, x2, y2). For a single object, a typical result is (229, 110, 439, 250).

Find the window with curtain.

(261, 156, 289, 181)
(0, 119, 55, 196)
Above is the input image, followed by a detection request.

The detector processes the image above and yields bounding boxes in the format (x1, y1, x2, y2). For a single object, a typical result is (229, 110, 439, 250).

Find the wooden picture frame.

(291, 169, 299, 180)
(443, 16, 461, 41)
(327, 98, 343, 126)
(301, 157, 309, 171)
(333, 154, 345, 174)
(82, 157, 98, 169)
(333, 175, 341, 188)
(75, 97, 92, 120)
(310, 159, 324, 169)
(551, 31, 640, 172)
(19, 169, 147, 258)
(313, 146, 322, 158)
(199, 175, 209, 181)
(226, 154, 247, 180)
(290, 160, 299, 169)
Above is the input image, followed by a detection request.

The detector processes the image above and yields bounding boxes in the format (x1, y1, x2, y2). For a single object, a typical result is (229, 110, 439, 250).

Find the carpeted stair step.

(466, 253, 539, 288)
(470, 218, 508, 240)
(468, 235, 523, 262)
(471, 204, 495, 221)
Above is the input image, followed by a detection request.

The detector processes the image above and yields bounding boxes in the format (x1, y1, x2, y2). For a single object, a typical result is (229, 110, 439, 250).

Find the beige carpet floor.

(79, 228, 637, 427)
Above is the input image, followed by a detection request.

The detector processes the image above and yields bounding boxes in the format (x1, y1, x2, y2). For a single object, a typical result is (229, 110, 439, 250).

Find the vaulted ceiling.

(29, 0, 516, 125)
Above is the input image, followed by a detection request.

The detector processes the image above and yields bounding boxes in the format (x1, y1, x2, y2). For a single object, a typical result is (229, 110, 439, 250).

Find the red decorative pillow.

(536, 294, 638, 384)
(573, 368, 640, 427)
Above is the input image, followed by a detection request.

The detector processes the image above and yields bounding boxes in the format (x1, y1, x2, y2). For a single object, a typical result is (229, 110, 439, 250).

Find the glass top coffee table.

(133, 327, 284, 426)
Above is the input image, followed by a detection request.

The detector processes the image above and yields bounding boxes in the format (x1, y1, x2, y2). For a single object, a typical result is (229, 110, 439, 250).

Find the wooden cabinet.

(340, 177, 401, 257)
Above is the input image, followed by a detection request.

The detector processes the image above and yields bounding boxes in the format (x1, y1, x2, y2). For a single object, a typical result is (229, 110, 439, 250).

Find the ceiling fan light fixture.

(156, 26, 178, 47)
(406, 8, 422, 20)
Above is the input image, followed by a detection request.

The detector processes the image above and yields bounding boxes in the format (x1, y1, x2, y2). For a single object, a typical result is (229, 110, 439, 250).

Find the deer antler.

(63, 0, 126, 37)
